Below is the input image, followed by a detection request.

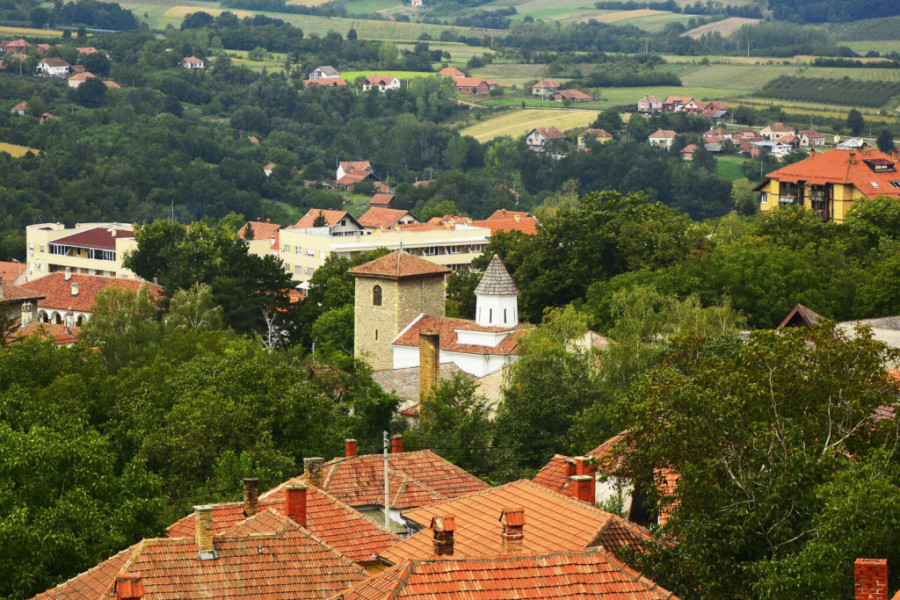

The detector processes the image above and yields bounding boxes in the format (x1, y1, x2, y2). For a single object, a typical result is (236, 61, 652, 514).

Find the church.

(348, 251, 526, 378)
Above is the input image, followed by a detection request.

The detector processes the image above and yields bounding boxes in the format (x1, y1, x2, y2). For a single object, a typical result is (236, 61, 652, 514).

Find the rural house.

(309, 65, 340, 80)
(531, 79, 560, 98)
(648, 129, 677, 149)
(525, 126, 565, 153)
(578, 128, 613, 149)
(36, 57, 70, 77)
(551, 89, 594, 103)
(637, 95, 663, 113)
(363, 74, 400, 92)
(182, 56, 205, 70)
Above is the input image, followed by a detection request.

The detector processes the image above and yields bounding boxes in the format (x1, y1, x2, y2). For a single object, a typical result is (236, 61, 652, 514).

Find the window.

(375, 330, 378, 340)
(295, 265, 303, 274)
(760, 193, 767, 204)
(373, 285, 382, 306)
(307, 249, 315, 257)
(296, 246, 302, 255)
(306, 267, 314, 277)
(39, 245, 45, 253)
(423, 246, 438, 256)
(504, 308, 507, 323)
(489, 308, 493, 322)
(320, 251, 326, 260)
(889, 181, 900, 188)
(447, 246, 461, 254)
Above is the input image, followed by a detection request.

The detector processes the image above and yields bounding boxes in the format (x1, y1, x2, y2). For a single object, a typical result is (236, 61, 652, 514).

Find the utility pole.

(383, 431, 390, 530)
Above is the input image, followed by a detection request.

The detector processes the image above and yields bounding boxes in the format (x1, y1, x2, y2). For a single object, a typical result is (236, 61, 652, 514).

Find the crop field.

(842, 41, 900, 55)
(0, 25, 64, 37)
(605, 11, 696, 31)
(395, 42, 495, 67)
(476, 96, 605, 110)
(586, 8, 667, 23)
(460, 108, 597, 142)
(729, 98, 898, 122)
(164, 5, 255, 18)
(341, 70, 436, 81)
(0, 143, 39, 158)
(470, 63, 549, 85)
(683, 17, 760, 39)
(679, 64, 794, 90)
(757, 75, 900, 108)
(827, 16, 900, 41)
(343, 0, 395, 13)
(284, 0, 333, 6)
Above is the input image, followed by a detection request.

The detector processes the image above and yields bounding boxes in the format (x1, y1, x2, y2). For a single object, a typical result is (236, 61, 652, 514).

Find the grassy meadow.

(0, 142, 40, 157)
(460, 108, 597, 142)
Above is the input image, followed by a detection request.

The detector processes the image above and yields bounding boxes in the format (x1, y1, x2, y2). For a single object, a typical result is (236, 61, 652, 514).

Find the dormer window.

(863, 158, 895, 173)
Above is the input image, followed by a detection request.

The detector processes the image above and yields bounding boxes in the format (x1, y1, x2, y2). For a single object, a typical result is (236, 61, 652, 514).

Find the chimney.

(809, 147, 816, 158)
(499, 508, 525, 554)
(892, 149, 898, 163)
(303, 457, 324, 487)
(21, 301, 33, 326)
(855, 559, 888, 600)
(65, 267, 72, 281)
(242, 478, 259, 517)
(431, 515, 455, 556)
(194, 505, 216, 560)
(565, 459, 577, 478)
(345, 439, 357, 457)
(285, 483, 308, 527)
(861, 142, 870, 153)
(849, 150, 857, 164)
(110, 229, 117, 237)
(570, 475, 595, 505)
(266, 218, 271, 223)
(574, 456, 592, 476)
(392, 434, 403, 454)
(419, 332, 440, 403)
(115, 573, 143, 600)
(71, 282, 79, 296)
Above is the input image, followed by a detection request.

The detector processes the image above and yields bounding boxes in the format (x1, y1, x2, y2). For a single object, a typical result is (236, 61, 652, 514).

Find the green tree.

(166, 283, 224, 331)
(445, 270, 480, 319)
(846, 109, 865, 136)
(311, 305, 354, 354)
(623, 323, 900, 600)
(378, 42, 399, 68)
(73, 77, 108, 108)
(731, 177, 757, 215)
(876, 129, 895, 152)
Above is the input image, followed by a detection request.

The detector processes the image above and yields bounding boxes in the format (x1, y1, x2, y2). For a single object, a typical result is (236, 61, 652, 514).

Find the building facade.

(25, 223, 138, 281)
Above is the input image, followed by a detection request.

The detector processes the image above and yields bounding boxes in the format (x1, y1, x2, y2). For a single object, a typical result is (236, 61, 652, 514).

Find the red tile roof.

(0, 280, 43, 304)
(578, 128, 612, 139)
(392, 315, 528, 356)
(379, 480, 657, 565)
(487, 210, 529, 220)
(533, 433, 628, 498)
(369, 193, 395, 206)
(763, 122, 793, 133)
(50, 227, 133, 251)
(471, 218, 539, 235)
(263, 450, 488, 511)
(338, 550, 679, 600)
(533, 79, 560, 89)
(532, 127, 565, 140)
(347, 251, 451, 281)
(439, 67, 465, 77)
(68, 72, 96, 81)
(340, 161, 372, 173)
(365, 75, 398, 86)
(21, 273, 161, 312)
(649, 129, 677, 139)
(295, 209, 352, 229)
(166, 486, 399, 563)
(358, 207, 417, 229)
(554, 89, 593, 101)
(239, 220, 282, 241)
(9, 322, 79, 345)
(40, 57, 70, 68)
(336, 171, 374, 186)
(681, 144, 699, 153)
(0, 261, 23, 283)
(764, 148, 900, 199)
(454, 77, 487, 89)
(30, 510, 368, 600)
(305, 78, 348, 87)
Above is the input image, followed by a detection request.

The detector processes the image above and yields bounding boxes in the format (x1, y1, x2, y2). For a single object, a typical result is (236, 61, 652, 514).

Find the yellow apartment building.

(25, 223, 138, 281)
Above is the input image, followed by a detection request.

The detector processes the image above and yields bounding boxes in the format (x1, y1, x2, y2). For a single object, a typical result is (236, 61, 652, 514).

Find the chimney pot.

(809, 147, 816, 158)
(243, 478, 259, 517)
(392, 434, 403, 454)
(115, 573, 143, 600)
(303, 457, 324, 487)
(570, 474, 595, 505)
(193, 505, 216, 560)
(431, 515, 456, 556)
(855, 558, 888, 600)
(499, 508, 525, 554)
(345, 439, 357, 457)
(849, 150, 857, 164)
(71, 282, 79, 296)
(285, 483, 308, 527)
(892, 149, 898, 163)
(65, 268, 71, 281)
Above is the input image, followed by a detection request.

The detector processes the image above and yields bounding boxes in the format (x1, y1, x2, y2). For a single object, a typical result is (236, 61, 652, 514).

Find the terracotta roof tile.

(487, 210, 529, 220)
(340, 161, 372, 173)
(533, 79, 560, 88)
(31, 511, 367, 600)
(305, 78, 349, 87)
(8, 322, 79, 345)
(392, 315, 528, 356)
(167, 487, 399, 563)
(649, 129, 677, 139)
(369, 193, 395, 206)
(533, 127, 565, 139)
(263, 450, 488, 511)
(471, 218, 538, 235)
(454, 77, 487, 89)
(554, 89, 593, 100)
(49, 227, 133, 251)
(365, 75, 398, 85)
(578, 128, 612, 139)
(379, 480, 657, 564)
(239, 220, 282, 241)
(347, 251, 451, 280)
(21, 274, 162, 312)
(294, 209, 352, 229)
(0, 281, 44, 304)
(439, 67, 465, 77)
(358, 207, 418, 229)
(764, 148, 900, 199)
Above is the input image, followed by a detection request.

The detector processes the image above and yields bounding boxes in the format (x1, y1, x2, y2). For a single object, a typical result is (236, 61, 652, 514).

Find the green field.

(827, 16, 900, 41)
(460, 108, 598, 142)
(842, 41, 900, 55)
(344, 0, 396, 14)
(341, 69, 436, 81)
(715, 155, 749, 182)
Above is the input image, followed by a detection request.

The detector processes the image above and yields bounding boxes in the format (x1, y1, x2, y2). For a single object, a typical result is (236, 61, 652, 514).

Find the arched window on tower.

(373, 285, 382, 306)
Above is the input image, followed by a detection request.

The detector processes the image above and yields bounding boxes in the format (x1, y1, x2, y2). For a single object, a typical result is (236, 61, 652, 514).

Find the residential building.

(454, 77, 488, 95)
(294, 208, 367, 236)
(756, 147, 900, 222)
(305, 77, 348, 87)
(664, 96, 701, 113)
(577, 128, 613, 149)
(388, 255, 527, 378)
(2, 39, 31, 53)
(703, 127, 731, 143)
(103, 80, 120, 88)
(338, 549, 680, 600)
(637, 95, 663, 113)
(262, 439, 489, 531)
(358, 207, 421, 230)
(750, 139, 794, 158)
(238, 219, 282, 258)
(438, 66, 465, 77)
(701, 100, 728, 119)
(0, 261, 24, 284)
(67, 71, 96, 88)
(531, 79, 560, 98)
(35, 57, 70, 77)
(369, 193, 395, 208)
(411, 0, 423, 7)
(25, 223, 138, 281)
(76, 46, 98, 55)
(10, 101, 27, 116)
(681, 143, 699, 160)
(799, 128, 826, 147)
(378, 479, 657, 564)
(363, 74, 400, 92)
(182, 55, 204, 69)
(552, 89, 593, 103)
(525, 126, 565, 153)
(335, 160, 375, 190)
(27, 509, 368, 600)
(760, 122, 794, 140)
(309, 65, 340, 80)
(648, 129, 677, 149)
(21, 272, 162, 327)
(0, 277, 44, 328)
(167, 477, 399, 572)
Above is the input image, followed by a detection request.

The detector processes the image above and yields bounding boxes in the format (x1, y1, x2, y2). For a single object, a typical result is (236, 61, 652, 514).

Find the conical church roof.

(474, 255, 518, 296)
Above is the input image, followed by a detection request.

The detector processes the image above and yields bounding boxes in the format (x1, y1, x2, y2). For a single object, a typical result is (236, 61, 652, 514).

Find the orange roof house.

(305, 77, 348, 87)
(454, 77, 489, 95)
(358, 207, 421, 229)
(240, 219, 281, 241)
(167, 478, 398, 567)
(378, 479, 657, 565)
(369, 193, 396, 208)
(532, 79, 560, 98)
(438, 66, 465, 77)
(757, 147, 900, 222)
(0, 260, 23, 283)
(552, 89, 594, 103)
(347, 251, 452, 281)
(338, 550, 680, 600)
(29, 509, 368, 600)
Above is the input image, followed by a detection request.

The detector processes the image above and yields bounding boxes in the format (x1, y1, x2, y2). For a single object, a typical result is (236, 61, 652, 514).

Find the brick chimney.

(570, 475, 595, 504)
(194, 505, 216, 560)
(574, 456, 593, 476)
(285, 483, 308, 527)
(500, 507, 525, 554)
(243, 478, 259, 517)
(855, 558, 888, 600)
(565, 458, 577, 478)
(345, 439, 357, 457)
(71, 282, 79, 296)
(893, 149, 899, 163)
(303, 457, 324, 487)
(392, 434, 403, 454)
(115, 573, 143, 600)
(431, 514, 455, 556)
(419, 332, 440, 403)
(809, 147, 816, 158)
(850, 150, 857, 164)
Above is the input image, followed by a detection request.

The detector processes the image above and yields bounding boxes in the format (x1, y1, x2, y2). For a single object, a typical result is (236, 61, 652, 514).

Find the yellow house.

(25, 223, 138, 281)
(756, 147, 900, 222)
(577, 128, 613, 150)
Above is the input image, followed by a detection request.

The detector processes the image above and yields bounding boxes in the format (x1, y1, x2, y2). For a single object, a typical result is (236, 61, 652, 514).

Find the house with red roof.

(799, 128, 826, 148)
(305, 77, 348, 88)
(238, 219, 283, 258)
(369, 193, 396, 208)
(362, 74, 400, 92)
(25, 223, 138, 281)
(701, 100, 728, 119)
(552, 89, 594, 103)
(525, 126, 566, 154)
(262, 439, 489, 531)
(454, 77, 489, 95)
(3, 38, 31, 53)
(680, 143, 699, 160)
(10, 101, 27, 116)
(36, 57, 70, 77)
(182, 55, 204, 70)
(293, 209, 365, 236)
(578, 128, 613, 150)
(379, 478, 658, 565)
(531, 79, 560, 98)
(438, 66, 465, 78)
(337, 549, 680, 600)
(358, 207, 421, 230)
(28, 508, 368, 600)
(67, 71, 96, 88)
(637, 95, 663, 114)
(756, 147, 900, 222)
(1, 276, 44, 335)
(760, 122, 794, 140)
(648, 129, 678, 149)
